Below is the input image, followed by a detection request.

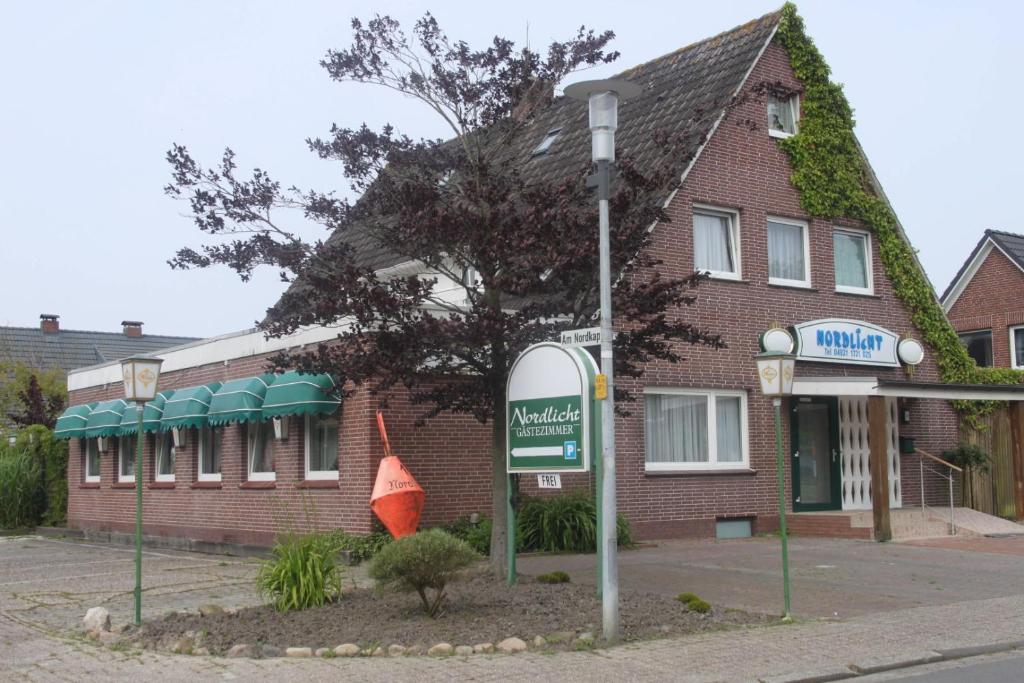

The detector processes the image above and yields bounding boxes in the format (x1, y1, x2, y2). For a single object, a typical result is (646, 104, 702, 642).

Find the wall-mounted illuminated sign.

(792, 319, 900, 368)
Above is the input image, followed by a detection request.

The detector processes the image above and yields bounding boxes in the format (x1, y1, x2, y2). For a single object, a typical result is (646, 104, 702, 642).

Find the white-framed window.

(155, 433, 175, 483)
(84, 439, 100, 483)
(768, 93, 799, 137)
(960, 329, 993, 368)
(247, 421, 276, 481)
(693, 205, 741, 280)
(1011, 327, 1024, 369)
(644, 388, 748, 471)
(767, 217, 810, 287)
(833, 228, 873, 295)
(118, 436, 136, 483)
(198, 427, 222, 482)
(305, 415, 340, 480)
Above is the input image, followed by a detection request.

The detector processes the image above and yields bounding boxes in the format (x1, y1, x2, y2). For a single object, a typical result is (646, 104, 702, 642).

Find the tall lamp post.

(565, 78, 640, 642)
(755, 331, 796, 621)
(120, 355, 163, 626)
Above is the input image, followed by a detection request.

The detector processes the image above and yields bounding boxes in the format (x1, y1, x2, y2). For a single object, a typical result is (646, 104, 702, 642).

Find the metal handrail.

(915, 448, 957, 535)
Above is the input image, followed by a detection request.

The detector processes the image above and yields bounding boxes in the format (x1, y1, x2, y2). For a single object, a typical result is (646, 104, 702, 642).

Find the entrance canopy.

(792, 377, 1024, 401)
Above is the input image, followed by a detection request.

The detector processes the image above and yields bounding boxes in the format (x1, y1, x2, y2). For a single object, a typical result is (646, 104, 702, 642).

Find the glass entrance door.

(790, 397, 841, 512)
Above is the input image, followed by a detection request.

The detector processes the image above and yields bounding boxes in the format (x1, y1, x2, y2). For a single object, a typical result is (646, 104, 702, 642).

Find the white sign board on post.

(560, 327, 602, 347)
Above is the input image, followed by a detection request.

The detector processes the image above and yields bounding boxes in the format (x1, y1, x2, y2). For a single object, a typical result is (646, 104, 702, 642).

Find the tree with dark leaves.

(9, 374, 64, 429)
(165, 13, 724, 577)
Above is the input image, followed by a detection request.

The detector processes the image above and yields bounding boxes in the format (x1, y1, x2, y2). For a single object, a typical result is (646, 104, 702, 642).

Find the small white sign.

(537, 473, 562, 489)
(560, 327, 602, 347)
(793, 319, 900, 368)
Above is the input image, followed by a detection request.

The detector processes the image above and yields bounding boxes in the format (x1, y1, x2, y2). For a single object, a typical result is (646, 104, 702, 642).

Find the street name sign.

(560, 327, 602, 347)
(507, 342, 596, 473)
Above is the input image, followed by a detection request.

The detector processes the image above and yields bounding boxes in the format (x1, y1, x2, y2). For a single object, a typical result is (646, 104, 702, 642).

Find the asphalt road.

(859, 650, 1024, 682)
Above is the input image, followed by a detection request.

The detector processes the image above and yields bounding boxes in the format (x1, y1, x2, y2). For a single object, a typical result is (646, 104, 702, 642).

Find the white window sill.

(769, 129, 795, 139)
(645, 464, 753, 475)
(247, 472, 276, 482)
(84, 476, 101, 484)
(768, 277, 812, 289)
(155, 475, 175, 483)
(197, 473, 222, 483)
(305, 470, 340, 481)
(118, 475, 135, 484)
(702, 271, 742, 281)
(835, 286, 875, 296)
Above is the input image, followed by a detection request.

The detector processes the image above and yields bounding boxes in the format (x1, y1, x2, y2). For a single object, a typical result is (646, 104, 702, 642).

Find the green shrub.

(676, 592, 711, 614)
(256, 532, 344, 612)
(332, 529, 393, 563)
(0, 451, 44, 529)
(517, 493, 632, 553)
(12, 426, 67, 526)
(441, 516, 492, 555)
(368, 529, 480, 617)
(536, 571, 570, 584)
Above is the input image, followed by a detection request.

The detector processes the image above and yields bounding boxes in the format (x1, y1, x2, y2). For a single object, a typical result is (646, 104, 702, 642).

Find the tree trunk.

(489, 408, 509, 578)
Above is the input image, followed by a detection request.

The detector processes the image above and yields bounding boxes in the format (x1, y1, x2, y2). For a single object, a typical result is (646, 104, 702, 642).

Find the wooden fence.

(959, 406, 1018, 518)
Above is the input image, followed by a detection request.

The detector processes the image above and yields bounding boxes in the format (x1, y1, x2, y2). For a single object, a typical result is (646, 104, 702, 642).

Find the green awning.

(119, 390, 175, 435)
(84, 399, 131, 438)
(54, 403, 97, 440)
(160, 383, 222, 431)
(262, 372, 341, 419)
(207, 375, 274, 426)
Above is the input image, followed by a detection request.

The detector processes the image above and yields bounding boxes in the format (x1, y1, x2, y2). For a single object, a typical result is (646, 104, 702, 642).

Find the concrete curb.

(767, 639, 1024, 683)
(33, 526, 271, 558)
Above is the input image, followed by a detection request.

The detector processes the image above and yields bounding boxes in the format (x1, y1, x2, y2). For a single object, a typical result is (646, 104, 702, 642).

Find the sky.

(1, 1, 1021, 338)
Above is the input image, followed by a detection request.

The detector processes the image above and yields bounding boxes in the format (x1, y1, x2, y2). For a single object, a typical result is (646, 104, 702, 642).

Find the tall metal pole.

(134, 403, 144, 625)
(773, 397, 792, 620)
(597, 158, 619, 640)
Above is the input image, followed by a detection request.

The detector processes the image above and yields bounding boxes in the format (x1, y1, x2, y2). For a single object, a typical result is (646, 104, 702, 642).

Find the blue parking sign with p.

(563, 441, 577, 461)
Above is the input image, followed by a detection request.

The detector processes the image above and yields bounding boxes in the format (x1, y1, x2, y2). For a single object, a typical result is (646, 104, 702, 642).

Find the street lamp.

(120, 355, 164, 626)
(755, 333, 796, 621)
(565, 77, 641, 643)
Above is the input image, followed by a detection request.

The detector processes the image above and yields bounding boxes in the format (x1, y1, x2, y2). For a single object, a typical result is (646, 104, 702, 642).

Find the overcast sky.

(1, 1, 1020, 338)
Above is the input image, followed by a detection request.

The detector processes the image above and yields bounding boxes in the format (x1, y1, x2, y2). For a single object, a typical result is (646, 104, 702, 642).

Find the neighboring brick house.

(59, 9, 1016, 548)
(941, 230, 1024, 368)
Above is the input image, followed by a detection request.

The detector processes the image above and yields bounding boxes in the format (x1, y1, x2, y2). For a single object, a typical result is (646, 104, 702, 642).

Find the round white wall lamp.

(897, 338, 925, 366)
(761, 327, 795, 354)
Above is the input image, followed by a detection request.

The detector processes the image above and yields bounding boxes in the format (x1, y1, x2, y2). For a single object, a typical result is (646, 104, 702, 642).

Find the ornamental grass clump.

(256, 531, 344, 612)
(0, 451, 44, 529)
(517, 493, 632, 553)
(368, 529, 480, 617)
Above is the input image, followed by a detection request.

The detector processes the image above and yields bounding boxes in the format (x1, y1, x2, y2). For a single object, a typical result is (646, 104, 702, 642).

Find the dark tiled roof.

(940, 229, 1024, 303)
(327, 10, 783, 273)
(0, 326, 199, 374)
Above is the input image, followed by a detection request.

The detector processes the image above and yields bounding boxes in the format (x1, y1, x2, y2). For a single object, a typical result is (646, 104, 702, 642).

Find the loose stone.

(454, 645, 473, 656)
(315, 648, 330, 657)
(286, 647, 313, 657)
(405, 644, 425, 656)
(334, 643, 360, 657)
(472, 643, 494, 654)
(496, 637, 527, 654)
(371, 646, 386, 657)
(198, 604, 225, 617)
(387, 644, 407, 656)
(532, 635, 547, 648)
(428, 643, 454, 656)
(226, 644, 255, 658)
(261, 645, 283, 658)
(170, 637, 193, 654)
(83, 607, 110, 633)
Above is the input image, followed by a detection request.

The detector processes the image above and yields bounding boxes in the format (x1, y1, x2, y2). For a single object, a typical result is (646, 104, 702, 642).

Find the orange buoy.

(369, 411, 425, 538)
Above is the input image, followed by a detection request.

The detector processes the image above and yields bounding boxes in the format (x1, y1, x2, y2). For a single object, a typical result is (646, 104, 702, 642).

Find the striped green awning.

(160, 383, 222, 431)
(84, 399, 131, 438)
(262, 372, 341, 419)
(207, 375, 274, 426)
(119, 390, 175, 435)
(54, 403, 97, 440)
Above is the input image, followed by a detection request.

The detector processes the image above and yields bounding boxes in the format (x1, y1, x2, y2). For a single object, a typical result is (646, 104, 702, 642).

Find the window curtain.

(86, 440, 100, 477)
(715, 396, 742, 462)
(768, 221, 805, 281)
(157, 435, 175, 475)
(645, 394, 708, 463)
(768, 95, 795, 133)
(248, 423, 275, 473)
(200, 427, 222, 475)
(834, 232, 868, 288)
(693, 213, 734, 273)
(119, 436, 135, 477)
(1016, 329, 1024, 368)
(308, 417, 339, 471)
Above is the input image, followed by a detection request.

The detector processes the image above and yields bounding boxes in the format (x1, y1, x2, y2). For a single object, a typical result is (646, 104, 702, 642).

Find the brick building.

(941, 230, 1024, 368)
(57, 10, 1021, 548)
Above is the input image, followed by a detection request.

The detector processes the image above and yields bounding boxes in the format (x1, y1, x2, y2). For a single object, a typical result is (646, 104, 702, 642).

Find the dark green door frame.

(790, 396, 842, 512)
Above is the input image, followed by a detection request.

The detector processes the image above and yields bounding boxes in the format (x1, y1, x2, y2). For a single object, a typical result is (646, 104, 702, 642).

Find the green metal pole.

(134, 403, 144, 626)
(773, 398, 792, 621)
(507, 473, 516, 586)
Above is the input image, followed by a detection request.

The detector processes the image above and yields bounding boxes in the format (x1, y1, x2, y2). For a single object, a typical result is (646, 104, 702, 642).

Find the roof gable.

(940, 229, 1024, 312)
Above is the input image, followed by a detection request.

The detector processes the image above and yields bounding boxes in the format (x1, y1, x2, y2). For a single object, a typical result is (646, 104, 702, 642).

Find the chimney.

(122, 320, 143, 337)
(40, 314, 60, 334)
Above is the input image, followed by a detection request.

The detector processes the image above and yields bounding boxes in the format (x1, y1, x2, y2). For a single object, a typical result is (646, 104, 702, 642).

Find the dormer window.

(531, 128, 563, 156)
(767, 94, 798, 137)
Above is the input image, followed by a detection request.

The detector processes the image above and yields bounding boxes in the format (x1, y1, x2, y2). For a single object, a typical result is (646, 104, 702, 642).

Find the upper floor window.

(768, 94, 798, 137)
(833, 228, 873, 295)
(644, 388, 748, 471)
(305, 415, 340, 480)
(247, 421, 275, 481)
(960, 330, 993, 367)
(199, 427, 222, 482)
(767, 217, 810, 287)
(84, 439, 100, 483)
(693, 206, 740, 280)
(155, 434, 175, 483)
(1012, 327, 1024, 369)
(118, 436, 136, 483)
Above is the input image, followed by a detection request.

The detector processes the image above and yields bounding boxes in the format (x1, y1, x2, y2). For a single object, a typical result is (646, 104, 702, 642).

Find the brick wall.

(947, 246, 1024, 368)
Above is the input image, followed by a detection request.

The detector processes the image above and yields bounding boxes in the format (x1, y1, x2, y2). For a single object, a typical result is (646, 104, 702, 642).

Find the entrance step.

(788, 512, 872, 540)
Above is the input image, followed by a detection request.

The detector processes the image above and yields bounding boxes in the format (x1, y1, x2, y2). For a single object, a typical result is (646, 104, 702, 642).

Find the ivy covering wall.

(775, 3, 1024, 420)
